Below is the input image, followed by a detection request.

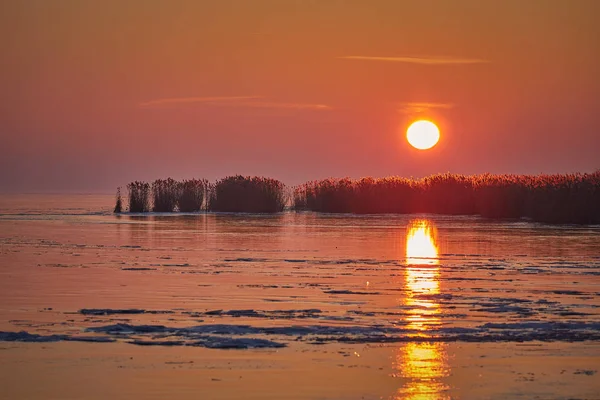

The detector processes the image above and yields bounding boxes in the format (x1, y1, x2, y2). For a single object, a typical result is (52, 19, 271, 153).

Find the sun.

(406, 120, 440, 150)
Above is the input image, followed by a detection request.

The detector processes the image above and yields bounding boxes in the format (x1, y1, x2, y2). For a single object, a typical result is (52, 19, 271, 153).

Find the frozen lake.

(1, 194, 599, 399)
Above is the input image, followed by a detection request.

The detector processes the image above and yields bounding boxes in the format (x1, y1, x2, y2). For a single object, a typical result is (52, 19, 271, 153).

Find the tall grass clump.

(294, 176, 423, 214)
(127, 181, 150, 212)
(523, 172, 600, 224)
(152, 178, 181, 212)
(113, 187, 123, 213)
(293, 172, 600, 224)
(178, 179, 208, 212)
(208, 175, 287, 213)
(473, 174, 529, 219)
(421, 173, 477, 215)
(294, 178, 354, 213)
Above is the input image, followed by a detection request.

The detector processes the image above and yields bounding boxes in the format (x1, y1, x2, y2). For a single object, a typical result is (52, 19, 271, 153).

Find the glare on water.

(396, 219, 449, 399)
(404, 219, 441, 330)
(405, 219, 439, 266)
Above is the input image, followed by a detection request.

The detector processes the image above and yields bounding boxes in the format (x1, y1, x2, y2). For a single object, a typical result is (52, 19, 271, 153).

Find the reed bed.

(125, 179, 209, 213)
(208, 175, 287, 213)
(152, 178, 181, 212)
(117, 172, 599, 223)
(127, 181, 151, 213)
(178, 179, 209, 212)
(120, 176, 286, 213)
(293, 172, 600, 224)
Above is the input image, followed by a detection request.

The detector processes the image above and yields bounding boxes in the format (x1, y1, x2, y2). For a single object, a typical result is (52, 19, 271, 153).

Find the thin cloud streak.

(238, 102, 331, 110)
(139, 96, 263, 108)
(399, 102, 455, 113)
(341, 55, 489, 65)
(139, 96, 331, 111)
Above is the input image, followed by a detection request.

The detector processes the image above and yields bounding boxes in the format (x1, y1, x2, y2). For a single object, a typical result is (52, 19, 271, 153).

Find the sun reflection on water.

(406, 220, 439, 266)
(405, 219, 440, 331)
(394, 219, 449, 399)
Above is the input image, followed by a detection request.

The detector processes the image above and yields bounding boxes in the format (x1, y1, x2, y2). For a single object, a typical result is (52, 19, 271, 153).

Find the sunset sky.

(1, 0, 598, 193)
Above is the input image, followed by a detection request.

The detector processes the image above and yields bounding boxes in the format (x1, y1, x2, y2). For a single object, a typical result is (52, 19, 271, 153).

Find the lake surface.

(1, 194, 599, 399)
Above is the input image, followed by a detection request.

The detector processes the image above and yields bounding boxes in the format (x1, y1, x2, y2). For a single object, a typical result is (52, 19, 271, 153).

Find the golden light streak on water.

(405, 219, 439, 266)
(405, 219, 440, 331)
(394, 219, 449, 399)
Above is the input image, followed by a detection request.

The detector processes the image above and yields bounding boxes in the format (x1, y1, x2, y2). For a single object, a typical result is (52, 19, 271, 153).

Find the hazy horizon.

(1, 0, 599, 193)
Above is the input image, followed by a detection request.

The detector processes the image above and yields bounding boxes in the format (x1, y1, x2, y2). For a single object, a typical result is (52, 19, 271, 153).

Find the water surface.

(1, 195, 599, 399)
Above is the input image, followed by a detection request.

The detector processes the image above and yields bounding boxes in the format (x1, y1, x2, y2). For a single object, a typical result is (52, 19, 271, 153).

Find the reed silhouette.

(116, 172, 599, 223)
(113, 187, 123, 213)
(152, 178, 181, 212)
(293, 172, 600, 224)
(208, 175, 287, 213)
(127, 181, 151, 213)
(178, 179, 208, 212)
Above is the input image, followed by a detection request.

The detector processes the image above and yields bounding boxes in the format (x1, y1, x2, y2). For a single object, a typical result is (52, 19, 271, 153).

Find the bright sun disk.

(406, 120, 440, 150)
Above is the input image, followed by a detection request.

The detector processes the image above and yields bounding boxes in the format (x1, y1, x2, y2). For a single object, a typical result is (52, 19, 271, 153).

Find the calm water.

(1, 194, 599, 399)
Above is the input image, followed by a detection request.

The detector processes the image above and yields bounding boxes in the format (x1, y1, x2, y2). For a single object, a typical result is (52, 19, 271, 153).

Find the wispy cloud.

(237, 102, 331, 111)
(139, 96, 331, 111)
(139, 96, 263, 108)
(340, 55, 489, 65)
(398, 102, 455, 114)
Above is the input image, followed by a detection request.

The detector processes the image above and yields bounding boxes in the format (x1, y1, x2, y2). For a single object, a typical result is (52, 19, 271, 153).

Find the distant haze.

(1, 0, 599, 193)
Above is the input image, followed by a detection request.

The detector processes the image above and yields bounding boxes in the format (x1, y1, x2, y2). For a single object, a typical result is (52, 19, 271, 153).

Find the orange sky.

(1, 0, 599, 192)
